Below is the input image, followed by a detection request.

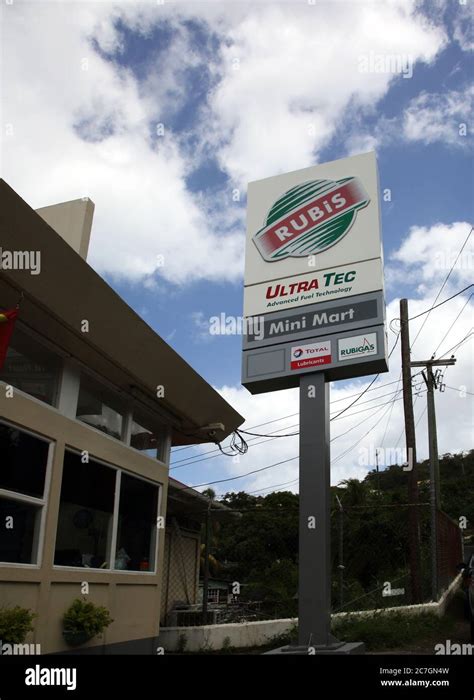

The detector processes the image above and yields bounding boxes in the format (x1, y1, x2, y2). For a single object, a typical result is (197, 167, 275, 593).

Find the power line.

(171, 385, 413, 468)
(244, 478, 299, 495)
(409, 225, 472, 347)
(438, 330, 473, 359)
(171, 378, 408, 459)
(445, 384, 474, 397)
(176, 456, 299, 492)
(332, 391, 404, 465)
(171, 390, 413, 472)
(410, 284, 473, 323)
(178, 396, 408, 491)
(433, 292, 473, 358)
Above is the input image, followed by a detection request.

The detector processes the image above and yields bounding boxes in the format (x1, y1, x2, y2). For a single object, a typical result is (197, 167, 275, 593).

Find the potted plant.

(0, 606, 36, 644)
(62, 598, 113, 647)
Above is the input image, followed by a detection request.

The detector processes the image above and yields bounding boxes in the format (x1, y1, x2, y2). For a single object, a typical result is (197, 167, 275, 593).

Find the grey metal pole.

(335, 495, 344, 609)
(426, 368, 439, 599)
(298, 372, 331, 647)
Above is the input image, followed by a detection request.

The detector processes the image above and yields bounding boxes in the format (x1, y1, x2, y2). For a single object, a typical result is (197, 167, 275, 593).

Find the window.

(0, 326, 61, 405)
(0, 423, 49, 497)
(54, 451, 115, 568)
(54, 450, 161, 572)
(76, 373, 125, 441)
(0, 499, 41, 564)
(115, 474, 159, 571)
(208, 589, 221, 604)
(130, 409, 163, 459)
(0, 421, 50, 565)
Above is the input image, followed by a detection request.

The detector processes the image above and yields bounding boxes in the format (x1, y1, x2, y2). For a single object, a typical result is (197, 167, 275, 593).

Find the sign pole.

(298, 372, 331, 646)
(267, 371, 365, 653)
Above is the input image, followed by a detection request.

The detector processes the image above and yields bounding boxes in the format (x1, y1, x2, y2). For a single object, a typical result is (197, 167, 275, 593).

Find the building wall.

(0, 387, 169, 654)
(160, 524, 200, 624)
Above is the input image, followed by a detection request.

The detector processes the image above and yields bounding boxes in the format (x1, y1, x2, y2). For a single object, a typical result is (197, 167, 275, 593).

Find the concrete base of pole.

(264, 641, 365, 655)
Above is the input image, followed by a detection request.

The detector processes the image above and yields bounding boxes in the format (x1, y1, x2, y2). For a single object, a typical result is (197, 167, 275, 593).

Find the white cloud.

(1, 0, 447, 286)
(203, 0, 446, 187)
(2, 2, 243, 287)
(402, 87, 473, 147)
(389, 221, 473, 293)
(452, 2, 474, 53)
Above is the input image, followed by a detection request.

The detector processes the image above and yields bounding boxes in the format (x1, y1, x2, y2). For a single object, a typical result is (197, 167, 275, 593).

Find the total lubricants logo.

(252, 177, 370, 261)
(290, 341, 332, 370)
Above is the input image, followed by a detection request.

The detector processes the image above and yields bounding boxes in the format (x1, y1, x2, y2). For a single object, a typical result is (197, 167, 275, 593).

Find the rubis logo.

(253, 177, 370, 261)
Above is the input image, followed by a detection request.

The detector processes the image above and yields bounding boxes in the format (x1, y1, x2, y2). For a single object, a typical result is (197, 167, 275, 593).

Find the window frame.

(53, 448, 163, 575)
(0, 419, 53, 568)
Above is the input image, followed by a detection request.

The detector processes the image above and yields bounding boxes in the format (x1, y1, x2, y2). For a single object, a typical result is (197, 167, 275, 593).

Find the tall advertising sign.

(242, 151, 388, 393)
(242, 152, 389, 654)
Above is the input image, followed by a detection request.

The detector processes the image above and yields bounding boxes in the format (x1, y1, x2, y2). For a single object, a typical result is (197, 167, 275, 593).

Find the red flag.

(0, 308, 18, 371)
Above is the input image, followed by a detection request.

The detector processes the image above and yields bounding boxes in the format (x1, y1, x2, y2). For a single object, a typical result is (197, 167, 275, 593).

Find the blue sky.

(3, 0, 473, 492)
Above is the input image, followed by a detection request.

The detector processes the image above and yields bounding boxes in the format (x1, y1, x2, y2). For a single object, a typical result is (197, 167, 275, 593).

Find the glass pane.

(115, 474, 158, 572)
(0, 327, 61, 405)
(76, 373, 124, 441)
(54, 451, 116, 568)
(0, 498, 41, 564)
(130, 418, 160, 458)
(0, 422, 49, 498)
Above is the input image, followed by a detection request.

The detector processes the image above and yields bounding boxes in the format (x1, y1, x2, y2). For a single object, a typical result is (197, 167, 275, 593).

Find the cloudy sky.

(2, 0, 473, 495)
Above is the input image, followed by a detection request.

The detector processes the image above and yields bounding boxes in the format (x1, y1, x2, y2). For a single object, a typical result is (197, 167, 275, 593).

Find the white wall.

(158, 574, 461, 652)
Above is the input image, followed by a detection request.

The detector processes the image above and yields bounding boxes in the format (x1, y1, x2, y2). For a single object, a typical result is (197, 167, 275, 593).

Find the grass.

(332, 610, 456, 651)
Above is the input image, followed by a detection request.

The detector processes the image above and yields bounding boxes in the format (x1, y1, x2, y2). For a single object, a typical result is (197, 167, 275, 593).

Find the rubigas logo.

(341, 337, 375, 356)
(253, 177, 370, 261)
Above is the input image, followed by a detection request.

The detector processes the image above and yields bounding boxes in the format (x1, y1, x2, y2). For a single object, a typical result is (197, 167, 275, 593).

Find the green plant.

(63, 598, 113, 641)
(0, 606, 36, 644)
(331, 611, 453, 651)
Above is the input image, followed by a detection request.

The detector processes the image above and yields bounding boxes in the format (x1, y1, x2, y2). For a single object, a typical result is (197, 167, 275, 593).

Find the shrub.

(0, 606, 36, 644)
(177, 633, 188, 653)
(63, 598, 113, 639)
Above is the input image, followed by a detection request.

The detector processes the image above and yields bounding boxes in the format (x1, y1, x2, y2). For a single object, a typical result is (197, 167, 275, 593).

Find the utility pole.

(375, 448, 381, 493)
(335, 495, 344, 609)
(201, 500, 212, 624)
(411, 357, 456, 600)
(400, 299, 422, 603)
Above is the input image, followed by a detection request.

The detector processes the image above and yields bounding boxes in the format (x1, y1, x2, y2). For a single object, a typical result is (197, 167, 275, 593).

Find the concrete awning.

(0, 179, 244, 445)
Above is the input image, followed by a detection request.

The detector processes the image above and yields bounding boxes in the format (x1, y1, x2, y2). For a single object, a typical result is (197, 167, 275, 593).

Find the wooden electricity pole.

(400, 299, 422, 603)
(411, 357, 456, 600)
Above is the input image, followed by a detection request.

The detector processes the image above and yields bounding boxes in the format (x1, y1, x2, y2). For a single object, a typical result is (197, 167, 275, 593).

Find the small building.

(198, 578, 232, 605)
(0, 180, 244, 653)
